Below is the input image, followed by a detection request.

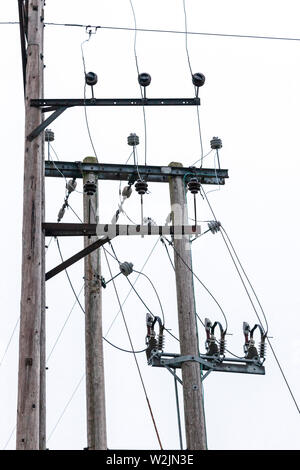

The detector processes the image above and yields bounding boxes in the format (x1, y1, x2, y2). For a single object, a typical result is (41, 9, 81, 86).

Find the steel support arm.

(45, 161, 229, 185)
(45, 236, 111, 281)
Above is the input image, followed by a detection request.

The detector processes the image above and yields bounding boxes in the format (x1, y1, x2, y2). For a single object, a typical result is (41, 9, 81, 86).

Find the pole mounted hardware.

(85, 71, 98, 99)
(101, 261, 134, 288)
(243, 322, 267, 361)
(204, 318, 226, 357)
(43, 223, 201, 281)
(148, 351, 265, 377)
(145, 314, 165, 361)
(45, 161, 229, 185)
(192, 72, 205, 98)
(138, 73, 151, 98)
(28, 97, 201, 141)
(146, 317, 266, 379)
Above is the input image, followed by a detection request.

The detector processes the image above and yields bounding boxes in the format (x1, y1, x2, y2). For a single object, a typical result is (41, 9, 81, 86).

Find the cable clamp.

(85, 25, 98, 35)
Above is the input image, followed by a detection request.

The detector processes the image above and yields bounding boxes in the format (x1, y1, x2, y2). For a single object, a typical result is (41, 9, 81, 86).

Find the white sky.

(0, 0, 299, 450)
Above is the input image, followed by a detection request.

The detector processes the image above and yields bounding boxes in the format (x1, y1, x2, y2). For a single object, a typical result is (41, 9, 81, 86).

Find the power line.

(46, 284, 84, 364)
(2, 424, 16, 450)
(201, 188, 300, 414)
(182, 0, 204, 166)
(0, 317, 20, 369)
(103, 249, 163, 449)
(104, 237, 160, 337)
(103, 336, 147, 354)
(41, 22, 300, 43)
(128, 0, 148, 166)
(81, 32, 99, 161)
(4, 20, 300, 42)
(105, 242, 179, 343)
(47, 373, 85, 444)
(166, 238, 229, 330)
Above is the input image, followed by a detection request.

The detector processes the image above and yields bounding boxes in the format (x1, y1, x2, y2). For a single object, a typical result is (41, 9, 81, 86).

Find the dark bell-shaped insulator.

(206, 340, 219, 356)
(187, 177, 201, 194)
(245, 345, 259, 360)
(45, 129, 54, 142)
(127, 133, 139, 146)
(138, 73, 151, 87)
(135, 179, 148, 195)
(85, 71, 98, 86)
(210, 136, 222, 150)
(84, 180, 97, 195)
(192, 72, 205, 88)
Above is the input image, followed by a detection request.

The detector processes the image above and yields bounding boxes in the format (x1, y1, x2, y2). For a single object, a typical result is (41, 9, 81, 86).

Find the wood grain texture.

(17, 0, 45, 450)
(83, 158, 107, 450)
(168, 162, 207, 450)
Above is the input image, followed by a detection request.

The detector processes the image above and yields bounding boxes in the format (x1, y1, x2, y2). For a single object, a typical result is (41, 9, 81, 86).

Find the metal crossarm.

(43, 223, 201, 237)
(28, 97, 201, 141)
(45, 161, 229, 185)
(149, 352, 265, 375)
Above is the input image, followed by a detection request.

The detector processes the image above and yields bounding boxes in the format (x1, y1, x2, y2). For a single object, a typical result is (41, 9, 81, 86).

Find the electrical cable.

(166, 238, 228, 331)
(105, 241, 180, 343)
(80, 31, 99, 161)
(0, 317, 20, 369)
(41, 22, 300, 43)
(190, 149, 214, 167)
(202, 187, 300, 414)
(67, 203, 83, 223)
(46, 284, 84, 364)
(56, 238, 85, 314)
(47, 373, 85, 444)
(57, 238, 148, 355)
(103, 336, 147, 354)
(132, 270, 166, 325)
(129, 0, 148, 166)
(161, 236, 244, 357)
(182, 0, 204, 167)
(2, 424, 16, 450)
(6, 20, 300, 42)
(104, 237, 160, 337)
(103, 249, 163, 449)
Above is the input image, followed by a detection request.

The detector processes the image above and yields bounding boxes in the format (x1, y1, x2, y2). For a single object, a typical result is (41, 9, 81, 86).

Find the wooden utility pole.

(17, 0, 45, 450)
(83, 157, 107, 450)
(168, 162, 207, 450)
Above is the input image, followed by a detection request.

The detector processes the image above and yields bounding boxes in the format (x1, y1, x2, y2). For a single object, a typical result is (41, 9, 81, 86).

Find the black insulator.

(45, 129, 54, 142)
(219, 338, 226, 356)
(187, 177, 201, 194)
(157, 333, 165, 352)
(259, 341, 267, 359)
(85, 71, 98, 86)
(148, 336, 157, 351)
(206, 340, 219, 356)
(84, 180, 97, 195)
(210, 136, 222, 150)
(192, 72, 205, 88)
(135, 179, 148, 195)
(245, 345, 259, 360)
(138, 72, 151, 87)
(127, 133, 139, 146)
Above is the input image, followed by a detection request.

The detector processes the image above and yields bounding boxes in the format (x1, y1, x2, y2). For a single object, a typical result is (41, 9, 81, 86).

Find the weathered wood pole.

(17, 0, 45, 450)
(83, 157, 107, 450)
(168, 162, 207, 450)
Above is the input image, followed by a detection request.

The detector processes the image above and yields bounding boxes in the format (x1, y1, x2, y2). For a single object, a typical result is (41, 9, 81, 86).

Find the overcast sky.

(0, 0, 299, 450)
